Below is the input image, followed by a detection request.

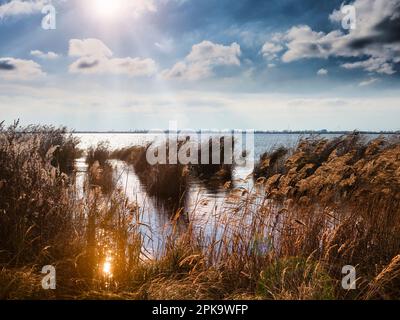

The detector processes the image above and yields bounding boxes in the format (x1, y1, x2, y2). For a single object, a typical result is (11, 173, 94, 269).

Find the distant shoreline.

(10, 130, 399, 135)
(71, 130, 399, 135)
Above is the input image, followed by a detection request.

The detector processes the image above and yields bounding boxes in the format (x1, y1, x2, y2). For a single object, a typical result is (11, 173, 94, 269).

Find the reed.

(86, 142, 110, 167)
(111, 142, 188, 208)
(86, 143, 115, 195)
(0, 121, 80, 267)
(1, 124, 400, 300)
(110, 136, 234, 200)
(191, 136, 234, 182)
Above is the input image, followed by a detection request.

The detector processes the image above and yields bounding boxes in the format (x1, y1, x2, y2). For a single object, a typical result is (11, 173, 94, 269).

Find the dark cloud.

(77, 60, 99, 69)
(375, 11, 400, 43)
(349, 5, 400, 49)
(0, 60, 16, 71)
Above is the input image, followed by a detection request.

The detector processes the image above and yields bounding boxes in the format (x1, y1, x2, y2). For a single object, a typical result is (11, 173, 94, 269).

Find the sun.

(91, 0, 123, 19)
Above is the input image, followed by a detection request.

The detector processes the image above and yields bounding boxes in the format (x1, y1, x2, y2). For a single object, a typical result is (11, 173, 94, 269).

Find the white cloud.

(281, 25, 344, 62)
(275, 0, 400, 74)
(162, 41, 241, 80)
(261, 42, 283, 60)
(317, 68, 328, 76)
(0, 0, 48, 19)
(68, 38, 157, 77)
(30, 50, 59, 60)
(0, 57, 45, 80)
(341, 57, 395, 75)
(359, 78, 379, 87)
(186, 41, 241, 66)
(69, 56, 157, 77)
(69, 39, 113, 58)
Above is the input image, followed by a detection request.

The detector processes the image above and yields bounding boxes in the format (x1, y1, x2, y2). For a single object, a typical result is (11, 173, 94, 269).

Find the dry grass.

(364, 255, 400, 300)
(252, 133, 400, 299)
(86, 143, 115, 195)
(1, 124, 400, 300)
(0, 121, 79, 266)
(253, 146, 289, 180)
(86, 142, 110, 167)
(0, 267, 56, 300)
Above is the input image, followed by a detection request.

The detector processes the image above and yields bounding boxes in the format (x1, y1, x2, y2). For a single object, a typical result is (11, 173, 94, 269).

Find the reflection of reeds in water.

(192, 136, 234, 180)
(111, 142, 188, 211)
(2, 122, 400, 300)
(191, 136, 234, 194)
(111, 136, 234, 202)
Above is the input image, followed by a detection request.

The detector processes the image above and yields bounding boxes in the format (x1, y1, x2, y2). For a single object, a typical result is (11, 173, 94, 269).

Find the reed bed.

(86, 142, 115, 195)
(1, 123, 400, 300)
(253, 133, 400, 299)
(111, 142, 188, 209)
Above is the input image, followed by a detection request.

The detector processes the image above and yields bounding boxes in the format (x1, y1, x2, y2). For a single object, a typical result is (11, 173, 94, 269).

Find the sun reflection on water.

(102, 256, 113, 277)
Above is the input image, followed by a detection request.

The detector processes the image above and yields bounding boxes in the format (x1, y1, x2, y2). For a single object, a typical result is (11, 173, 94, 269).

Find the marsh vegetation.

(1, 122, 399, 300)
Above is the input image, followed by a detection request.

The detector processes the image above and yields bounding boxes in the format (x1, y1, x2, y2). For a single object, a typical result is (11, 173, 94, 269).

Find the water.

(73, 132, 384, 257)
(75, 132, 313, 159)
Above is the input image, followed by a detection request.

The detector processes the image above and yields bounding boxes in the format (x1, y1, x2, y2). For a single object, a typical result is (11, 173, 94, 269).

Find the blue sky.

(0, 0, 399, 131)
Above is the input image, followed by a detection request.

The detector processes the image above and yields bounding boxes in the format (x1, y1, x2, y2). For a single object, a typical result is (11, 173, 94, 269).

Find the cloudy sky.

(0, 0, 399, 131)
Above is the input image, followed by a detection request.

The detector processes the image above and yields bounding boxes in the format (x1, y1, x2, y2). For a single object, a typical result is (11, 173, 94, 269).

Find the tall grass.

(1, 125, 400, 300)
(0, 121, 79, 267)
(0, 123, 142, 298)
(253, 133, 400, 299)
(86, 142, 115, 195)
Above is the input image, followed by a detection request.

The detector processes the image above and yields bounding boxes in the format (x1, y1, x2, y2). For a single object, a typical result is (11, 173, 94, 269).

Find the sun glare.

(102, 258, 112, 276)
(92, 0, 123, 19)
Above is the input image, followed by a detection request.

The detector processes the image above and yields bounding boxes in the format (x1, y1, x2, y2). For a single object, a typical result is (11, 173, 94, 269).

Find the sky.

(0, 0, 399, 131)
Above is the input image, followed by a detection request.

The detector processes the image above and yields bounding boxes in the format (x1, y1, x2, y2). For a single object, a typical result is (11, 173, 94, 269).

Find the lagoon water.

(73, 132, 380, 257)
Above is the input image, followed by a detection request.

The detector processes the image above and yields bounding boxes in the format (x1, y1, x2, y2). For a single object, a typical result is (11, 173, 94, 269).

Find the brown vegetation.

(253, 133, 400, 299)
(1, 124, 400, 300)
(0, 121, 79, 267)
(86, 143, 115, 195)
(111, 143, 188, 208)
